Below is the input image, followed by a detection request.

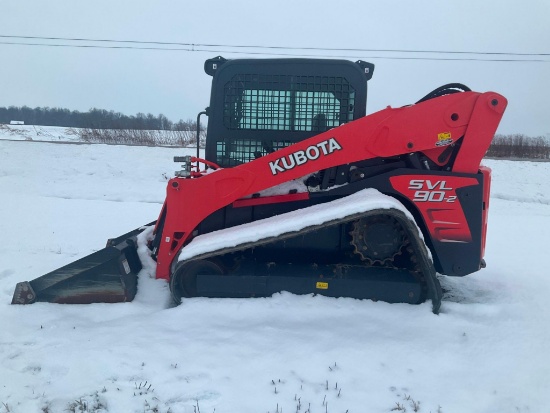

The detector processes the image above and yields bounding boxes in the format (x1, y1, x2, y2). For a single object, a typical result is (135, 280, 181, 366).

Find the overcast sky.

(0, 0, 548, 136)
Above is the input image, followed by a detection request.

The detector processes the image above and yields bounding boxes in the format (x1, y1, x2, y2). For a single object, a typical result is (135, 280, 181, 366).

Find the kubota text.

(269, 138, 342, 175)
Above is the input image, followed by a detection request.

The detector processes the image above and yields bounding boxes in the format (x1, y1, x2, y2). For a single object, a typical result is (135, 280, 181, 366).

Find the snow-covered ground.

(0, 137, 549, 413)
(0, 124, 82, 142)
(0, 124, 195, 148)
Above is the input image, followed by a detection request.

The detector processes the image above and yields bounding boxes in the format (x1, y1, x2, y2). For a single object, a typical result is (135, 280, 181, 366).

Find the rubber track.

(173, 207, 443, 313)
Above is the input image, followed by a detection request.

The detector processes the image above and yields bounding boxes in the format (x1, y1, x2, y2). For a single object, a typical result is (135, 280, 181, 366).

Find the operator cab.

(203, 56, 374, 167)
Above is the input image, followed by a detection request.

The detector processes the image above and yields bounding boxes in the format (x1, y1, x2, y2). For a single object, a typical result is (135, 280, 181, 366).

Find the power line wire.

(1, 34, 548, 56)
(0, 41, 194, 52)
(0, 36, 548, 62)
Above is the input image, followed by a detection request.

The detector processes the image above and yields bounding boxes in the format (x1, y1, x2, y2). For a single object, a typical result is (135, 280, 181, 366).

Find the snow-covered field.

(0, 124, 82, 143)
(1, 136, 549, 413)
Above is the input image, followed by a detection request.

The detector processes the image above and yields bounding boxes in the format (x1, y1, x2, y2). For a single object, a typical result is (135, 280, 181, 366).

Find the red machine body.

(154, 91, 506, 281)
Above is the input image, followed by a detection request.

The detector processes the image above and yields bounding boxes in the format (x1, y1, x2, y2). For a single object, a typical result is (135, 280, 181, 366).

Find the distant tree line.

(2, 106, 548, 157)
(0, 105, 198, 131)
(487, 134, 550, 159)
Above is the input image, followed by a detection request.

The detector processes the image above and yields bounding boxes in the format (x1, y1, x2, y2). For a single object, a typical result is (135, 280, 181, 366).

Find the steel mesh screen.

(223, 74, 356, 132)
(216, 139, 291, 166)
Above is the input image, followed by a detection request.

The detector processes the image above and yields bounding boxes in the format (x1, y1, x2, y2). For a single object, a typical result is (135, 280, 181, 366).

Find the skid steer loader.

(12, 56, 507, 313)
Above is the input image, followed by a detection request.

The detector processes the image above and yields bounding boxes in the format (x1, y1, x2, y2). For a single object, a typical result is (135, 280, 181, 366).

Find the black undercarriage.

(171, 207, 443, 313)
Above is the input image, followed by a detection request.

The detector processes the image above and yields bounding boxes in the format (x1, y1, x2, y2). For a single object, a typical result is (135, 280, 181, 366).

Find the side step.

(11, 226, 147, 305)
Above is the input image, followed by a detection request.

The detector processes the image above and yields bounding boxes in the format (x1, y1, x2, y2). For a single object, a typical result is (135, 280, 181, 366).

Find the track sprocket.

(349, 215, 406, 265)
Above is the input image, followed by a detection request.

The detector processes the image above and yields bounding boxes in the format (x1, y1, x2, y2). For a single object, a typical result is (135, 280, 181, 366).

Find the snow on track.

(178, 188, 417, 262)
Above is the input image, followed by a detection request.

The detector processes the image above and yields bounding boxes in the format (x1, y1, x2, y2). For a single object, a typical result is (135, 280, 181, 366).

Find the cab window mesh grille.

(223, 74, 356, 132)
(216, 139, 291, 166)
